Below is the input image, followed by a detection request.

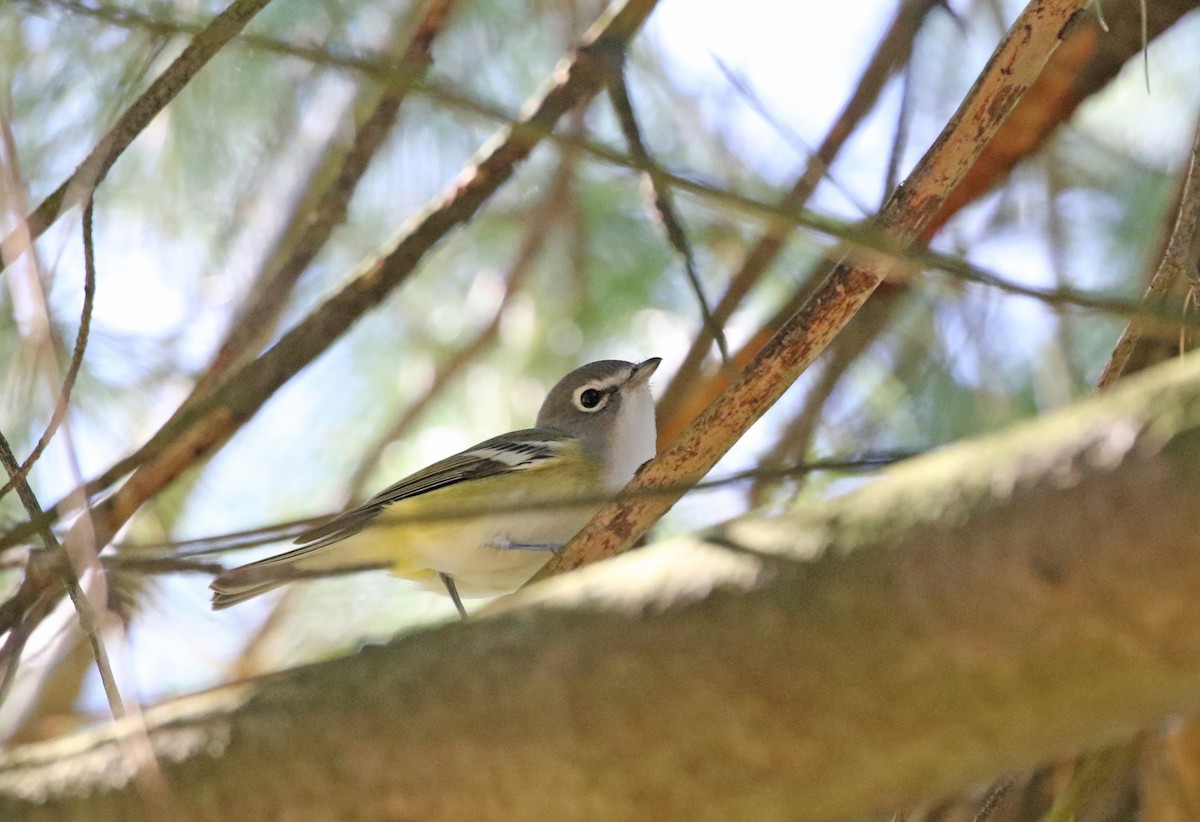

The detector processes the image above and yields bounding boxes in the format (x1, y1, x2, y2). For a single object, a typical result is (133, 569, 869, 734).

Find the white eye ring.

(574, 386, 608, 412)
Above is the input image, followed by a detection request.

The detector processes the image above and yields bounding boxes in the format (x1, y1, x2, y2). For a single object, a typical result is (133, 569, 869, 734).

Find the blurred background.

(1, 0, 1198, 744)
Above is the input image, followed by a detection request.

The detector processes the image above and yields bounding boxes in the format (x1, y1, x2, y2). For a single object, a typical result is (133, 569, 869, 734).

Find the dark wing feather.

(293, 429, 569, 549)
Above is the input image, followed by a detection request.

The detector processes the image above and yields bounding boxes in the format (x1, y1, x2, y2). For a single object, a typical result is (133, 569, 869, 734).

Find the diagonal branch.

(534, 0, 1091, 580)
(924, 0, 1200, 240)
(655, 0, 1200, 452)
(653, 0, 941, 434)
(6, 351, 1200, 819)
(0, 128, 96, 504)
(346, 155, 572, 496)
(13, 0, 1188, 553)
(0, 0, 275, 276)
(190, 0, 458, 398)
(999, 107, 1200, 822)
(607, 60, 728, 363)
(1097, 112, 1200, 389)
(0, 205, 124, 718)
(6, 130, 1198, 556)
(0, 0, 660, 658)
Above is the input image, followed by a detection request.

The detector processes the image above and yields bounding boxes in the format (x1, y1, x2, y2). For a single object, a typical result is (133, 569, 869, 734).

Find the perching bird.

(210, 358, 661, 617)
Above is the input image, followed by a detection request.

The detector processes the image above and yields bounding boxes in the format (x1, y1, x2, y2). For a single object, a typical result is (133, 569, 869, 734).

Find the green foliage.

(0, 0, 1197, 721)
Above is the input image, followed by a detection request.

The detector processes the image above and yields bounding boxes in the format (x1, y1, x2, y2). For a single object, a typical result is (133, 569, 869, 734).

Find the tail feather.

(210, 555, 390, 610)
(210, 578, 286, 610)
(210, 564, 288, 610)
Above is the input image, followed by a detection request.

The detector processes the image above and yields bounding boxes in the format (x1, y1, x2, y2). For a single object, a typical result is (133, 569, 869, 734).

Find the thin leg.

(439, 572, 468, 620)
(491, 539, 564, 555)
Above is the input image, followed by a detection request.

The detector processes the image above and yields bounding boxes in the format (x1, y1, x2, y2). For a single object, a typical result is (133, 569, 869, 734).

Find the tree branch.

(654, 0, 1200, 452)
(925, 0, 1200, 239)
(5, 350, 1200, 819)
(653, 0, 940, 434)
(0, 0, 275, 276)
(1098, 111, 1200, 389)
(1, 127, 1194, 558)
(345, 153, 570, 495)
(608, 59, 728, 363)
(190, 0, 457, 398)
(0, 0, 660, 683)
(536, 0, 1091, 580)
(0, 199, 127, 723)
(0, 173, 96, 504)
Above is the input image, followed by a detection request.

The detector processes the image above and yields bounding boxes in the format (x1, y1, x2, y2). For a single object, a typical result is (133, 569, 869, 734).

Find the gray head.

(537, 358, 661, 490)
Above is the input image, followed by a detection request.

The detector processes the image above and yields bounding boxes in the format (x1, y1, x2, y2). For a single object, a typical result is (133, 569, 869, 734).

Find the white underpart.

(602, 382, 658, 491)
(341, 379, 660, 600)
(415, 501, 597, 597)
(416, 382, 657, 596)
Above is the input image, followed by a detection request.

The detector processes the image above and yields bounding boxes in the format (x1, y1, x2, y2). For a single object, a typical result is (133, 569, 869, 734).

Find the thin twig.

(654, 0, 941, 434)
(0, 201, 126, 720)
(929, 251, 1200, 322)
(0, 0, 275, 276)
(0, 432, 123, 717)
(714, 58, 870, 218)
(191, 0, 457, 398)
(5, 156, 1200, 559)
(608, 59, 728, 364)
(346, 155, 570, 495)
(0, 587, 60, 708)
(0, 454, 915, 572)
(0, 203, 176, 808)
(102, 556, 228, 576)
(884, 58, 916, 202)
(1098, 112, 1200, 388)
(0, 0, 661, 642)
(71, 453, 910, 566)
(533, 0, 1092, 581)
(971, 775, 1015, 822)
(0, 165, 97, 505)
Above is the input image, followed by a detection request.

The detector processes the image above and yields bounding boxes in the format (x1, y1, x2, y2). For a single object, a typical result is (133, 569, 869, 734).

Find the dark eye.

(579, 388, 602, 409)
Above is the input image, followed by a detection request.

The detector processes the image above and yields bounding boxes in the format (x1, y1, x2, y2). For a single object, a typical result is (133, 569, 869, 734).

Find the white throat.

(602, 384, 658, 492)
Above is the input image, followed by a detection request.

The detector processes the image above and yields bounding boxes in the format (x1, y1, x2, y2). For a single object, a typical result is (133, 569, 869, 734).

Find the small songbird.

(210, 358, 661, 617)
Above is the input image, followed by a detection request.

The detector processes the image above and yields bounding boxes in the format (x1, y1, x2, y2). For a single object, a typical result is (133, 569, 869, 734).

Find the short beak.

(627, 357, 662, 387)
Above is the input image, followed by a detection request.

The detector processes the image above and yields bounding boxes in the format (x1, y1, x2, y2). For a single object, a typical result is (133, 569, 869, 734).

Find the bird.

(210, 357, 661, 617)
